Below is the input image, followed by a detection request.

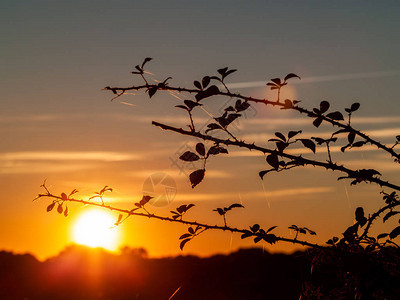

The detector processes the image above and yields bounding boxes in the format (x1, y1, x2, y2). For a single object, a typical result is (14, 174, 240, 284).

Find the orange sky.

(1, 1, 400, 260)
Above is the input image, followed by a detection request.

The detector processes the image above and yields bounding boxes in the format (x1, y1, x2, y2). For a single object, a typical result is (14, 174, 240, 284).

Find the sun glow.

(72, 209, 120, 251)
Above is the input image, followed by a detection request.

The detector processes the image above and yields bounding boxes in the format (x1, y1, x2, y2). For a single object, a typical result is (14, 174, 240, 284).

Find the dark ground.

(0, 246, 309, 299)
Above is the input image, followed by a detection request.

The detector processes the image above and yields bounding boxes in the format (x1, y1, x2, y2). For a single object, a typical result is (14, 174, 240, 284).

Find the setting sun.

(72, 209, 120, 251)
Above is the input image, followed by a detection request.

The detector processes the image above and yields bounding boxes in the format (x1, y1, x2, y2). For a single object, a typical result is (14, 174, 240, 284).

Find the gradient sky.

(1, 1, 400, 260)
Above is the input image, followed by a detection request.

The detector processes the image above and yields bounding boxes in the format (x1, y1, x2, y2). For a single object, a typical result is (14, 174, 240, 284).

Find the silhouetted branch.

(152, 121, 400, 191)
(105, 81, 400, 162)
(35, 187, 320, 249)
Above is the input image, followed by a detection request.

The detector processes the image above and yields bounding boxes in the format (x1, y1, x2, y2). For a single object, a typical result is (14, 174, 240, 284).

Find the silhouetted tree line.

(1, 246, 311, 300)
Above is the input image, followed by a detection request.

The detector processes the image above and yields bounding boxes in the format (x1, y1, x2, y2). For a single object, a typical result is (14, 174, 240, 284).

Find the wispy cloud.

(0, 162, 94, 174)
(174, 186, 334, 202)
(127, 169, 232, 179)
(0, 115, 63, 123)
(0, 151, 141, 174)
(0, 151, 139, 162)
(226, 70, 400, 89)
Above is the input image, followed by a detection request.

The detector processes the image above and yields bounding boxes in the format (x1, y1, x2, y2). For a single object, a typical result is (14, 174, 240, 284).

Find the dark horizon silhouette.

(0, 245, 308, 299)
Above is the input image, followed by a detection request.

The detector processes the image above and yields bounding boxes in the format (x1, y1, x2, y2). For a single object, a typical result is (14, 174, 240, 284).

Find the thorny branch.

(35, 186, 319, 249)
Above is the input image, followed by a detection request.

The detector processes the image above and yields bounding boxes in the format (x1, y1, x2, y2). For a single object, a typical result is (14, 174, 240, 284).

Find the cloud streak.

(173, 186, 334, 202)
(0, 151, 139, 162)
(0, 151, 141, 174)
(226, 70, 400, 89)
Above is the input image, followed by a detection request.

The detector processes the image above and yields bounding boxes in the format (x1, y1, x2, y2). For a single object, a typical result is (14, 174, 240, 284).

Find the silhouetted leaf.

(140, 195, 153, 206)
(184, 100, 201, 110)
(396, 135, 400, 142)
(300, 139, 316, 153)
(288, 130, 302, 139)
(148, 87, 157, 98)
(326, 111, 344, 121)
(377, 233, 389, 239)
(141, 57, 152, 68)
(195, 143, 205, 156)
(186, 204, 195, 211)
(225, 69, 237, 77)
(57, 204, 63, 214)
(179, 151, 200, 162)
(188, 227, 195, 234)
(61, 193, 67, 200)
(226, 113, 241, 125)
(311, 137, 326, 145)
(189, 169, 205, 188)
(116, 214, 123, 224)
(69, 189, 78, 197)
(281, 99, 293, 109)
(134, 65, 142, 73)
(202, 76, 210, 88)
(254, 236, 262, 243)
(214, 208, 224, 215)
(266, 226, 277, 233)
(195, 85, 220, 101)
(343, 223, 359, 242)
(276, 141, 287, 152)
(313, 117, 323, 128)
(176, 205, 186, 214)
(175, 105, 188, 110)
(207, 145, 228, 155)
(64, 206, 68, 217)
(259, 170, 272, 179)
(348, 132, 356, 144)
(241, 230, 253, 239)
(320, 101, 330, 113)
(284, 73, 301, 81)
(305, 228, 316, 235)
(180, 238, 191, 250)
(271, 78, 281, 85)
(179, 233, 192, 240)
(350, 102, 360, 112)
(217, 67, 228, 76)
(250, 224, 260, 233)
(100, 186, 113, 194)
(228, 203, 244, 210)
(225, 106, 235, 112)
(266, 153, 279, 170)
(275, 132, 286, 141)
(263, 234, 277, 244)
(193, 80, 202, 89)
(235, 100, 250, 112)
(352, 141, 366, 148)
(389, 226, 400, 239)
(205, 123, 222, 133)
(47, 202, 55, 212)
(383, 211, 400, 223)
(355, 207, 365, 222)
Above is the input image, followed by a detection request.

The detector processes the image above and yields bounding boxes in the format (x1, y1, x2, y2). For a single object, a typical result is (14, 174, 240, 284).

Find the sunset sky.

(1, 1, 400, 260)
